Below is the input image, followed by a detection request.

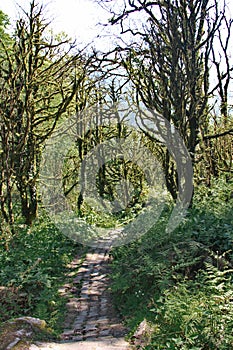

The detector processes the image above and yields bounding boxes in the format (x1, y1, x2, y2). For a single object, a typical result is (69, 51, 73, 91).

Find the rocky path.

(30, 240, 131, 350)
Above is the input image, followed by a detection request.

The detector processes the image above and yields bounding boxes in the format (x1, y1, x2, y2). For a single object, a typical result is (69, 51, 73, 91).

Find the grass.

(0, 211, 86, 336)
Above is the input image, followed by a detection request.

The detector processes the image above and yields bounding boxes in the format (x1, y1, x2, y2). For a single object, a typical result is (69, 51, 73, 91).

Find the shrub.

(149, 264, 233, 349)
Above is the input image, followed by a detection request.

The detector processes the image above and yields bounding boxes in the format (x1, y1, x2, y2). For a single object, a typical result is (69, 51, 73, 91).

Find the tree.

(0, 10, 10, 42)
(200, 13, 233, 183)
(0, 10, 14, 228)
(61, 79, 150, 218)
(0, 1, 91, 227)
(96, 0, 232, 199)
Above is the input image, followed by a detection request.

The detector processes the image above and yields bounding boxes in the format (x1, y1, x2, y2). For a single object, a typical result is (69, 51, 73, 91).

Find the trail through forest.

(30, 238, 131, 349)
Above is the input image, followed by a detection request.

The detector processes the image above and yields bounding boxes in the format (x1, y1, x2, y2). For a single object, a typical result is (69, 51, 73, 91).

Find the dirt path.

(30, 240, 131, 350)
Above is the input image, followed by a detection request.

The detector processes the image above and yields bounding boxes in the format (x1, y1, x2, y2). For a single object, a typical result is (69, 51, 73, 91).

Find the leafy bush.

(110, 177, 233, 347)
(149, 265, 233, 349)
(0, 212, 83, 334)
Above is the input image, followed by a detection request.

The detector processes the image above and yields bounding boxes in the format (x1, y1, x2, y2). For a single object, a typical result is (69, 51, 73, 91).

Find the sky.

(0, 0, 113, 50)
(1, 0, 232, 98)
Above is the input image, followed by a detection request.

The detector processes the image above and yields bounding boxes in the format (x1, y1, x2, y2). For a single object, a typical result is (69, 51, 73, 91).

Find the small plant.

(149, 264, 233, 349)
(0, 211, 83, 335)
(110, 177, 233, 348)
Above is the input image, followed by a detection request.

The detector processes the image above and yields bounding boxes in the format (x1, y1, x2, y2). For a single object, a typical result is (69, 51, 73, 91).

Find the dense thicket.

(0, 1, 90, 229)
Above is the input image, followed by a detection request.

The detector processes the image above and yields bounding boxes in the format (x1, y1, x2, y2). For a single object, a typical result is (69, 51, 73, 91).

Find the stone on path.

(30, 238, 132, 350)
(30, 337, 129, 349)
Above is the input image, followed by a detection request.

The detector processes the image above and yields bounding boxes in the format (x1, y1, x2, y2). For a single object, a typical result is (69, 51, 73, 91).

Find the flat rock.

(30, 337, 130, 350)
(0, 317, 53, 350)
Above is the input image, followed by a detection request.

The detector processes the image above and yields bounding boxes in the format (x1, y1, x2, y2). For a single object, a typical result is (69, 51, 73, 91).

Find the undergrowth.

(110, 177, 233, 349)
(0, 212, 84, 336)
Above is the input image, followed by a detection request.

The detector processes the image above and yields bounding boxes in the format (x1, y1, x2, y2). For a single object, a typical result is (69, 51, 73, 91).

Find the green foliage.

(63, 122, 150, 225)
(76, 199, 146, 229)
(110, 177, 233, 348)
(149, 265, 233, 349)
(0, 1, 87, 227)
(0, 10, 10, 41)
(0, 212, 82, 335)
(191, 177, 233, 255)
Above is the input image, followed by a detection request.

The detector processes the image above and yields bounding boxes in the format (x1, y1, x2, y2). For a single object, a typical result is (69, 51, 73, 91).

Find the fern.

(150, 264, 233, 349)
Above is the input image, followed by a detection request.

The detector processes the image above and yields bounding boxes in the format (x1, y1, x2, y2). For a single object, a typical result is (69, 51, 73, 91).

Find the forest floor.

(29, 238, 131, 350)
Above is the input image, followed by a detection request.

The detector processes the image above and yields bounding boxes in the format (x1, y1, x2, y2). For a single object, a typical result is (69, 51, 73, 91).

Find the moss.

(0, 317, 54, 350)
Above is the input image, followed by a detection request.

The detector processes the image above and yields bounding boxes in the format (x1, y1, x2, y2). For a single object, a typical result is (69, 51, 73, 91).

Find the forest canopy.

(0, 0, 232, 233)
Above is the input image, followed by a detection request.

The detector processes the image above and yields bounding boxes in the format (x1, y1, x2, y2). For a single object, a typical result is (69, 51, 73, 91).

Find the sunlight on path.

(30, 337, 130, 349)
(30, 236, 132, 350)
